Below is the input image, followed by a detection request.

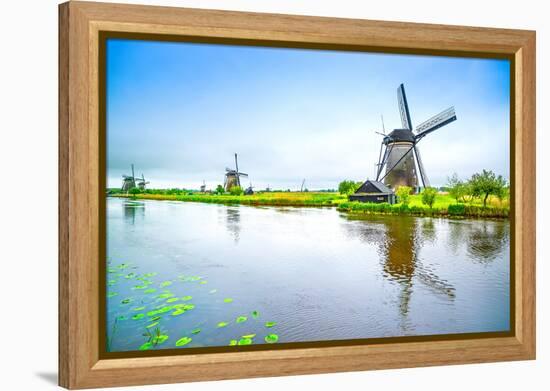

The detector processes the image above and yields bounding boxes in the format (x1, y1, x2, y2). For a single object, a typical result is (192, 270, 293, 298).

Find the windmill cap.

(386, 128, 415, 143)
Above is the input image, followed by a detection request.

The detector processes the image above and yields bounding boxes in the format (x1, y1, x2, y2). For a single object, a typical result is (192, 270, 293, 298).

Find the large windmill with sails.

(224, 153, 248, 191)
(374, 83, 457, 191)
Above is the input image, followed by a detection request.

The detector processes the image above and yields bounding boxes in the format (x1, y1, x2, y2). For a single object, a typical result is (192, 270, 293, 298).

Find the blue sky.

(106, 38, 510, 190)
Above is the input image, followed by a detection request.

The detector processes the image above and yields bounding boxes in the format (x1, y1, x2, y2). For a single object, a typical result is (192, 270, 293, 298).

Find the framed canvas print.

(58, 1, 536, 389)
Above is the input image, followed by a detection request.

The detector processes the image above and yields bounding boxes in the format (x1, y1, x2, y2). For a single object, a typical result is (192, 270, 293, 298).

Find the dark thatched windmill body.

(375, 83, 457, 191)
(137, 173, 149, 190)
(224, 153, 248, 191)
(122, 164, 138, 193)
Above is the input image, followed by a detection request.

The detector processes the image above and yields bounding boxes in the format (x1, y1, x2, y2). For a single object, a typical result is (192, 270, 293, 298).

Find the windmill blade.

(238, 172, 248, 177)
(415, 106, 456, 139)
(413, 145, 430, 188)
(131, 164, 135, 179)
(397, 83, 413, 130)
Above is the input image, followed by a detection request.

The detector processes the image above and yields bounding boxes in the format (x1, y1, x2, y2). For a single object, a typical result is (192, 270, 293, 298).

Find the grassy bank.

(112, 191, 348, 207)
(337, 194, 509, 218)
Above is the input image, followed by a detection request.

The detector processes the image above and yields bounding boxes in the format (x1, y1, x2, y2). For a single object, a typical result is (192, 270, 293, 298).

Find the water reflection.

(467, 223, 509, 262)
(224, 207, 241, 243)
(343, 215, 456, 328)
(123, 200, 145, 224)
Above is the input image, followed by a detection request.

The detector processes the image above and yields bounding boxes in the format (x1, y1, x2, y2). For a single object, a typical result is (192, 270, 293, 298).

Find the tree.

(396, 186, 412, 205)
(128, 187, 141, 195)
(469, 169, 507, 207)
(215, 184, 225, 195)
(447, 173, 469, 203)
(421, 187, 437, 208)
(338, 180, 360, 195)
(229, 185, 243, 196)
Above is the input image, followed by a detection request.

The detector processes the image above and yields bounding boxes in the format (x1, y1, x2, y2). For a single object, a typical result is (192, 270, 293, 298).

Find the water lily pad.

(238, 338, 252, 346)
(160, 281, 172, 288)
(236, 316, 248, 323)
(121, 298, 132, 304)
(107, 292, 118, 298)
(264, 334, 279, 343)
(125, 272, 136, 279)
(251, 311, 259, 319)
(166, 298, 179, 303)
(182, 304, 195, 311)
(172, 309, 186, 316)
(132, 306, 146, 311)
(191, 328, 201, 335)
(132, 285, 148, 290)
(223, 298, 233, 303)
(116, 315, 127, 321)
(200, 280, 207, 285)
(265, 322, 277, 328)
(150, 316, 161, 321)
(217, 322, 229, 328)
(146, 321, 159, 329)
(181, 296, 193, 301)
(139, 342, 153, 351)
(156, 293, 174, 299)
(229, 340, 237, 346)
(242, 334, 256, 339)
(144, 272, 157, 278)
(152, 334, 168, 345)
(144, 288, 156, 294)
(132, 313, 145, 320)
(175, 337, 192, 347)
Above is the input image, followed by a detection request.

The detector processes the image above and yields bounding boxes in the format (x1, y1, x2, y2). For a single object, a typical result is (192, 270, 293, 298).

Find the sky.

(106, 39, 510, 190)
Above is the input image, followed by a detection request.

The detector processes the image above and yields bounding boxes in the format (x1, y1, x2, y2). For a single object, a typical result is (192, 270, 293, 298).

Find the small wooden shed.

(349, 180, 396, 204)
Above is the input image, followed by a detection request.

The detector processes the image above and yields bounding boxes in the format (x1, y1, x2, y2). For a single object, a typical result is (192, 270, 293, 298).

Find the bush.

(338, 180, 360, 195)
(447, 203, 466, 216)
(229, 186, 244, 196)
(421, 187, 437, 208)
(396, 186, 412, 205)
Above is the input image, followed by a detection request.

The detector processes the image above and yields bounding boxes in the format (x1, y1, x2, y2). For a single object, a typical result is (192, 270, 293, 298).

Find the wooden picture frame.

(59, 1, 536, 389)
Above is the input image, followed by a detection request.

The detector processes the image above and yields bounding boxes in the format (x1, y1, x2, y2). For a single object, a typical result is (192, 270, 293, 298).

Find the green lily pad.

(191, 328, 201, 335)
(144, 288, 156, 294)
(172, 309, 186, 316)
(200, 280, 207, 285)
(236, 316, 248, 323)
(229, 340, 237, 346)
(125, 273, 136, 279)
(107, 292, 118, 298)
(156, 293, 174, 299)
(150, 316, 161, 321)
(132, 306, 146, 311)
(181, 295, 193, 301)
(238, 338, 252, 346)
(143, 272, 157, 278)
(116, 315, 127, 321)
(223, 298, 233, 303)
(182, 304, 195, 311)
(166, 298, 179, 303)
(265, 322, 277, 328)
(146, 322, 159, 329)
(152, 334, 168, 345)
(217, 322, 229, 328)
(132, 285, 148, 290)
(264, 334, 279, 343)
(251, 311, 259, 319)
(132, 313, 145, 320)
(160, 281, 172, 288)
(139, 342, 153, 351)
(121, 298, 132, 304)
(175, 337, 192, 347)
(242, 334, 256, 339)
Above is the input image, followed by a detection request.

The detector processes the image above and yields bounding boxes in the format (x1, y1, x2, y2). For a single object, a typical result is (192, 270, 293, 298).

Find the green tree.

(396, 186, 412, 205)
(229, 185, 243, 196)
(421, 187, 437, 208)
(446, 173, 469, 203)
(469, 169, 507, 207)
(215, 184, 225, 195)
(338, 180, 360, 195)
(128, 187, 141, 195)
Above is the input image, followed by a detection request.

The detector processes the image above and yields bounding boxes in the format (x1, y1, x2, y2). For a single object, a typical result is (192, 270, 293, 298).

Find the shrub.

(338, 180, 360, 195)
(229, 186, 244, 196)
(447, 203, 466, 216)
(421, 187, 438, 208)
(396, 186, 412, 205)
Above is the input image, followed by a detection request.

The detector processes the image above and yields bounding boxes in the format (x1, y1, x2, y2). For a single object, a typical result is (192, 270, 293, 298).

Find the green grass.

(112, 191, 348, 207)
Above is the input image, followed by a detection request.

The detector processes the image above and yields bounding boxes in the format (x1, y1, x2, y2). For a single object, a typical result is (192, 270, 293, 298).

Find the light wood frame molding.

(59, 1, 536, 389)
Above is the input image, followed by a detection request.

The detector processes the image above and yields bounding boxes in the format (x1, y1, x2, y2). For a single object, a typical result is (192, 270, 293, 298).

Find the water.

(106, 198, 510, 352)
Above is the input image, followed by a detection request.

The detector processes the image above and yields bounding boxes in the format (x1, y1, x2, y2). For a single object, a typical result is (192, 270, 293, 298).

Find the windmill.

(244, 183, 254, 195)
(137, 173, 150, 190)
(300, 179, 306, 192)
(200, 180, 206, 192)
(121, 164, 138, 193)
(224, 153, 248, 191)
(375, 83, 457, 191)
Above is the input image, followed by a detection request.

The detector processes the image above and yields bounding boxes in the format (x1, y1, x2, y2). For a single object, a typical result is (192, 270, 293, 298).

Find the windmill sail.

(397, 84, 413, 130)
(413, 146, 430, 188)
(415, 107, 456, 139)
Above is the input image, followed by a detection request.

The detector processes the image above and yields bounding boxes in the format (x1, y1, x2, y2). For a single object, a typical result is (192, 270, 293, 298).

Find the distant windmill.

(244, 183, 254, 195)
(200, 180, 206, 192)
(122, 164, 137, 193)
(375, 83, 457, 190)
(300, 179, 306, 192)
(137, 173, 150, 190)
(224, 153, 248, 191)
